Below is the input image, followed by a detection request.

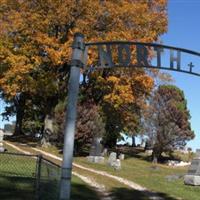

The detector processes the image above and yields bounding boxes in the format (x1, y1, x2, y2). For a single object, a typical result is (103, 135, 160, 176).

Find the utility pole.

(59, 33, 85, 200)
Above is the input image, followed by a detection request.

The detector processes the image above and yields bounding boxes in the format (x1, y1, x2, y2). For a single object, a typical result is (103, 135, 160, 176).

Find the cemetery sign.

(84, 41, 200, 76)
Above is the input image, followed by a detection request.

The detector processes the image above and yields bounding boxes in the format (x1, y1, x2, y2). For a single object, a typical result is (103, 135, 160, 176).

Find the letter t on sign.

(170, 50, 181, 70)
(154, 47, 163, 67)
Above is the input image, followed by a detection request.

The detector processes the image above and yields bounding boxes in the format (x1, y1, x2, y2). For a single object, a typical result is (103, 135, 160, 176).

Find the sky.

(1, 0, 200, 150)
(158, 0, 200, 151)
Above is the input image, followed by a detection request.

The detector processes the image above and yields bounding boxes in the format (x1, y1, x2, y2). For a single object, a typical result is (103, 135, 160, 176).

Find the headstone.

(87, 136, 104, 163)
(113, 159, 121, 170)
(0, 130, 5, 152)
(168, 160, 180, 166)
(140, 139, 146, 148)
(186, 159, 200, 175)
(87, 156, 104, 163)
(89, 137, 103, 156)
(168, 160, 190, 167)
(101, 148, 108, 156)
(145, 150, 153, 155)
(184, 149, 200, 185)
(119, 153, 125, 160)
(108, 153, 122, 170)
(196, 149, 200, 158)
(107, 152, 117, 167)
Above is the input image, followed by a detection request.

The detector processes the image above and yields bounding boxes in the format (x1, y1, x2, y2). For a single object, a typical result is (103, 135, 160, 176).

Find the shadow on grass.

(36, 178, 100, 200)
(0, 175, 100, 200)
(125, 153, 152, 162)
(0, 176, 35, 200)
(111, 187, 179, 200)
(111, 187, 148, 200)
(71, 181, 100, 200)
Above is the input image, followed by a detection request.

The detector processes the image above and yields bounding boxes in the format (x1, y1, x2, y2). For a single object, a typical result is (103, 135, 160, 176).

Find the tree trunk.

(14, 108, 24, 135)
(132, 135, 136, 147)
(41, 114, 54, 147)
(14, 95, 26, 136)
(152, 147, 162, 164)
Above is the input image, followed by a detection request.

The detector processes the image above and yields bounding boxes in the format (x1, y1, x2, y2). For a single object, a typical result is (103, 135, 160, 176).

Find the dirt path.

(5, 141, 164, 200)
(72, 171, 112, 200)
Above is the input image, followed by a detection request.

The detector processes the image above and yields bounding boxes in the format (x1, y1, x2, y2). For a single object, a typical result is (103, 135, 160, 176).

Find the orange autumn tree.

(83, 67, 154, 147)
(0, 1, 168, 144)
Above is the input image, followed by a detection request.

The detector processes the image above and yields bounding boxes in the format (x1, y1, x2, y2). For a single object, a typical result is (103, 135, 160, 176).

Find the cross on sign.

(188, 62, 194, 72)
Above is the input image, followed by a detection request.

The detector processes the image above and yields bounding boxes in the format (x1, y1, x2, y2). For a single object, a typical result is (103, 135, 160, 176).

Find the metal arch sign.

(83, 41, 200, 76)
(60, 33, 200, 200)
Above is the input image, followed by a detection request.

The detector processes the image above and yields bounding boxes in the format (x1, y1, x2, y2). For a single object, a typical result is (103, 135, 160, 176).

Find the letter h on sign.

(170, 50, 181, 70)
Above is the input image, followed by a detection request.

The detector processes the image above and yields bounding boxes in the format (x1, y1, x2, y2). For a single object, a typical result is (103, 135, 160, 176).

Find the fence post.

(59, 33, 85, 200)
(36, 154, 42, 200)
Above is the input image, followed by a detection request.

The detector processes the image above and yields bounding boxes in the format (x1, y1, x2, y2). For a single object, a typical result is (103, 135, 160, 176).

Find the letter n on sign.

(98, 45, 113, 68)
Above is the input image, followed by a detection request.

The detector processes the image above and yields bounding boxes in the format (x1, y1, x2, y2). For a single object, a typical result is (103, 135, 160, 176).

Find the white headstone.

(108, 152, 117, 166)
(107, 152, 122, 170)
(113, 159, 121, 170)
(119, 153, 125, 160)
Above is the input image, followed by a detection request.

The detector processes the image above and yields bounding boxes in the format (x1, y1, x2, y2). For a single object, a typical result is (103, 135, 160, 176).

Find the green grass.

(74, 156, 200, 200)
(0, 153, 37, 177)
(0, 152, 37, 200)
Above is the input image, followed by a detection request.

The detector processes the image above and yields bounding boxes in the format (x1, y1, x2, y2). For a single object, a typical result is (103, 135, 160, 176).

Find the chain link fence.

(37, 156, 61, 200)
(0, 152, 61, 200)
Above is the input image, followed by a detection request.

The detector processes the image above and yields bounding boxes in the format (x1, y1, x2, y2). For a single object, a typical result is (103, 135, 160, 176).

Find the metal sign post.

(59, 33, 84, 200)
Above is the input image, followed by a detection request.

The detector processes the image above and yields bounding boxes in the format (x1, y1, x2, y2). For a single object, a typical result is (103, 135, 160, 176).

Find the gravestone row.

(86, 136, 124, 170)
